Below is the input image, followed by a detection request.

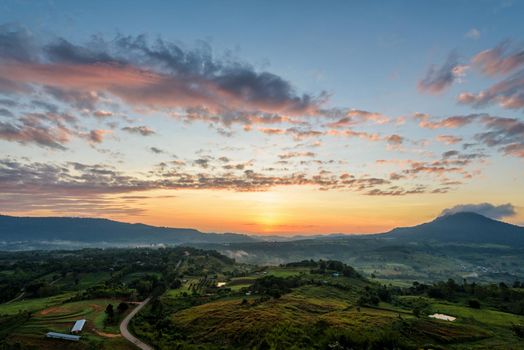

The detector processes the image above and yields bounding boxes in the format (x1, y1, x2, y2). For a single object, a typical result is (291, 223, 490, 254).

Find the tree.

(105, 304, 114, 322)
(171, 279, 182, 289)
(413, 307, 421, 318)
(468, 299, 481, 309)
(117, 302, 129, 314)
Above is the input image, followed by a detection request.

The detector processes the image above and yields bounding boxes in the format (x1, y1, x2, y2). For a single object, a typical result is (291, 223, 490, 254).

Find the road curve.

(119, 297, 154, 350)
(120, 260, 182, 349)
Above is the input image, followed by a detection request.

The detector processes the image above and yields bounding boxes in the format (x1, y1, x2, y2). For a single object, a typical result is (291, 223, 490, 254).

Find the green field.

(0, 293, 74, 315)
(3, 297, 134, 350)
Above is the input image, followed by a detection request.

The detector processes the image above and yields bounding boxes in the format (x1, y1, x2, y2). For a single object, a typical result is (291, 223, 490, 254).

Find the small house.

(71, 319, 86, 334)
(46, 332, 81, 341)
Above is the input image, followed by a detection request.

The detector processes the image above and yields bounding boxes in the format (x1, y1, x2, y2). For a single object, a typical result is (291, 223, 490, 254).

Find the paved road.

(120, 260, 182, 350)
(119, 297, 154, 350)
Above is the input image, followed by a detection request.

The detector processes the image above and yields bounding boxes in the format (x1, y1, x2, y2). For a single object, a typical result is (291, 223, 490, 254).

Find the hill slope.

(384, 212, 524, 246)
(0, 215, 257, 248)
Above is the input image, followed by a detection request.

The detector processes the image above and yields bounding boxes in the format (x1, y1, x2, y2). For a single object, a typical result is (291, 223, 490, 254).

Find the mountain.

(383, 212, 524, 246)
(0, 215, 257, 249)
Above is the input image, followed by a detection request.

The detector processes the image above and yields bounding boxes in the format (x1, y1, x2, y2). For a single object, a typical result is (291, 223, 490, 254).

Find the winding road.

(119, 297, 154, 350)
(120, 260, 182, 349)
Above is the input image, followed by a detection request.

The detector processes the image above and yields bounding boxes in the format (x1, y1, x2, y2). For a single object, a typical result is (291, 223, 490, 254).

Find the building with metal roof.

(71, 319, 86, 333)
(46, 332, 81, 341)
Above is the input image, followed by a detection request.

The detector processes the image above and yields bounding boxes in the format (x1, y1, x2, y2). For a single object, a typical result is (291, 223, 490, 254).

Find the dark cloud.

(0, 23, 38, 63)
(386, 134, 404, 146)
(474, 115, 524, 158)
(0, 98, 17, 107)
(31, 100, 59, 113)
(0, 27, 324, 117)
(121, 125, 156, 136)
(278, 151, 316, 160)
(44, 86, 103, 111)
(418, 53, 466, 94)
(150, 147, 165, 154)
(440, 202, 517, 219)
(0, 107, 14, 117)
(0, 157, 443, 205)
(194, 158, 211, 169)
(0, 114, 71, 149)
(366, 185, 426, 196)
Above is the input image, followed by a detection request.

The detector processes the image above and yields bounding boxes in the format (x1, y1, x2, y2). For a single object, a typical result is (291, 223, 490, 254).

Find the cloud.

(121, 125, 156, 136)
(278, 151, 316, 159)
(0, 107, 14, 117)
(472, 41, 524, 76)
(0, 27, 325, 118)
(415, 113, 479, 129)
(44, 86, 103, 111)
(457, 70, 524, 110)
(418, 53, 467, 94)
(440, 202, 516, 219)
(85, 129, 111, 144)
(465, 28, 481, 40)
(0, 113, 73, 149)
(456, 42, 524, 111)
(323, 108, 390, 127)
(386, 134, 404, 145)
(150, 147, 165, 154)
(93, 110, 113, 118)
(474, 115, 524, 158)
(0, 157, 446, 205)
(436, 135, 463, 145)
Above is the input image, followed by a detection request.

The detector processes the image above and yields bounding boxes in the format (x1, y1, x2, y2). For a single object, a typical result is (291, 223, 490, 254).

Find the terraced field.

(2, 298, 134, 349)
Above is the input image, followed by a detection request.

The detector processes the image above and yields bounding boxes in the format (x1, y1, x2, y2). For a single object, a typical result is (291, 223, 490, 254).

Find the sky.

(0, 0, 523, 235)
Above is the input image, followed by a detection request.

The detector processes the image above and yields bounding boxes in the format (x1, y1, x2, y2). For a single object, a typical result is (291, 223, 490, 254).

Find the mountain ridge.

(1, 211, 523, 250)
(382, 211, 524, 246)
(0, 214, 258, 248)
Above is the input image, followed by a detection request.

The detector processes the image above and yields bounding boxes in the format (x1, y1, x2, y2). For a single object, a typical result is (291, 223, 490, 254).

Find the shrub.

(468, 299, 481, 309)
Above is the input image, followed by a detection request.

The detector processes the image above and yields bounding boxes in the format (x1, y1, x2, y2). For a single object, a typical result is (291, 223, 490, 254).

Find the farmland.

(1, 248, 524, 349)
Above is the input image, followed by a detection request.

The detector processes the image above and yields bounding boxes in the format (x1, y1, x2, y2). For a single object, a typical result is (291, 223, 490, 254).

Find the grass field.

(264, 267, 309, 277)
(2, 297, 134, 349)
(14, 298, 125, 334)
(121, 271, 161, 284)
(0, 293, 74, 315)
(431, 301, 524, 327)
(55, 272, 112, 289)
(165, 282, 505, 349)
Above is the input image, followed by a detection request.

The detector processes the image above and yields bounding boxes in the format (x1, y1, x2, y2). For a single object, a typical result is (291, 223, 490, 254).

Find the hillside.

(190, 213, 524, 283)
(384, 212, 524, 246)
(2, 248, 524, 349)
(0, 215, 257, 248)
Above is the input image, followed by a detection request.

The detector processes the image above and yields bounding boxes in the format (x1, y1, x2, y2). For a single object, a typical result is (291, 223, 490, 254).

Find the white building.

(71, 319, 86, 334)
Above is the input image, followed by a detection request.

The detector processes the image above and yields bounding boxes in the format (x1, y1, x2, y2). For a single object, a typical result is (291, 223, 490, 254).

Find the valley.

(1, 248, 524, 349)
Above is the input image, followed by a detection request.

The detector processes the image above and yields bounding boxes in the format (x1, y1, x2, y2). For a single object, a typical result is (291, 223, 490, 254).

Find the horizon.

(1, 0, 523, 235)
(1, 209, 521, 237)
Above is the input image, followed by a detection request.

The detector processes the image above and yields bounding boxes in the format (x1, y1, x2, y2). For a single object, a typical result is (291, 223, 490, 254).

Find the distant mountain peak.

(385, 211, 524, 246)
(434, 211, 496, 222)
